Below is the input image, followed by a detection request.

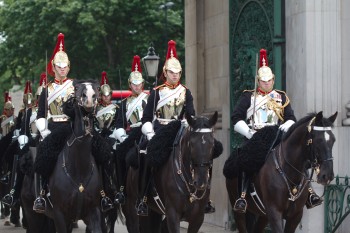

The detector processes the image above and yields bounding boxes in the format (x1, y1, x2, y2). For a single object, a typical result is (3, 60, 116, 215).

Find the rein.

(174, 126, 214, 203)
(274, 117, 334, 202)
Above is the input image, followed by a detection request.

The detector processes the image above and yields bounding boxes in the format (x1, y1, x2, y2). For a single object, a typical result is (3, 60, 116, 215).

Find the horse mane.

(282, 112, 335, 141)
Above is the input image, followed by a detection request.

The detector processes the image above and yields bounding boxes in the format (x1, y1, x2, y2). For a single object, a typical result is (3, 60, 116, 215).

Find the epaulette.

(243, 89, 254, 93)
(154, 84, 166, 90)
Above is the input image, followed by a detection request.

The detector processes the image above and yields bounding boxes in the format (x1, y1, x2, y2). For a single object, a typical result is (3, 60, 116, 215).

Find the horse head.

(74, 80, 99, 114)
(307, 111, 337, 185)
(64, 80, 99, 137)
(185, 111, 218, 190)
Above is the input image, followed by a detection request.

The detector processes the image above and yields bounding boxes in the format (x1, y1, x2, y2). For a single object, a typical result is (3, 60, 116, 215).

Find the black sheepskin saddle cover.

(115, 126, 142, 162)
(34, 124, 112, 179)
(223, 126, 281, 179)
(146, 120, 182, 168)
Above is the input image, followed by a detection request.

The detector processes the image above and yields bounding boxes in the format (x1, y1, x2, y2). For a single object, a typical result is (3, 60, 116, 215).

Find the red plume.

(24, 80, 32, 94)
(47, 33, 65, 77)
(4, 91, 10, 103)
(259, 49, 268, 67)
(39, 72, 47, 87)
(165, 40, 178, 60)
(100, 71, 109, 86)
(131, 55, 142, 73)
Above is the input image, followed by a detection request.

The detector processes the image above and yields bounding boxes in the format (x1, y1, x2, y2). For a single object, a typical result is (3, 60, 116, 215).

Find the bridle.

(175, 125, 214, 203)
(274, 116, 334, 201)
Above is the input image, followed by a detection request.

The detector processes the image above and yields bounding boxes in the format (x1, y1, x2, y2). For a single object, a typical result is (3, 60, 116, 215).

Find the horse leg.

(284, 212, 303, 233)
(187, 214, 205, 233)
(53, 210, 69, 233)
(164, 208, 181, 233)
(252, 216, 268, 233)
(139, 210, 162, 233)
(84, 207, 103, 233)
(265, 208, 283, 233)
(233, 212, 247, 233)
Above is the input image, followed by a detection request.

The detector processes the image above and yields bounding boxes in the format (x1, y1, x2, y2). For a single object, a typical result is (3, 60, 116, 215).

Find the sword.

(251, 53, 258, 131)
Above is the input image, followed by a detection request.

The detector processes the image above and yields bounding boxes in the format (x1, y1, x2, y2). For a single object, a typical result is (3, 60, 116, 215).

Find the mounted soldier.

(1, 80, 39, 207)
(0, 92, 17, 184)
(231, 48, 323, 213)
(110, 55, 149, 205)
(94, 71, 118, 212)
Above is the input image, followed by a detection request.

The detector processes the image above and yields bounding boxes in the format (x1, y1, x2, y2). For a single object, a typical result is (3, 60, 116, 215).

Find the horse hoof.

(14, 222, 22, 227)
(0, 214, 5, 219)
(4, 220, 10, 226)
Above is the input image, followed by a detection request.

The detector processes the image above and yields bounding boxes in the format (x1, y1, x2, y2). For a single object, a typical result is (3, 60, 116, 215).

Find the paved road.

(0, 212, 231, 233)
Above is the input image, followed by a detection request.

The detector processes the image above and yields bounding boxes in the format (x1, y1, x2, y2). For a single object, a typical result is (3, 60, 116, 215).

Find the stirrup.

(100, 190, 114, 212)
(137, 197, 148, 216)
(114, 191, 126, 205)
(233, 197, 247, 213)
(306, 193, 323, 209)
(204, 200, 216, 214)
(1, 192, 14, 207)
(33, 196, 46, 213)
(101, 196, 114, 213)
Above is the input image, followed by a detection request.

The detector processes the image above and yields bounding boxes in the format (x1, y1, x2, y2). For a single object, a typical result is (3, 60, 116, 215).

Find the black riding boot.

(306, 187, 323, 209)
(1, 170, 24, 207)
(114, 157, 127, 205)
(137, 150, 151, 216)
(204, 167, 216, 214)
(234, 172, 249, 213)
(99, 165, 113, 212)
(33, 178, 47, 213)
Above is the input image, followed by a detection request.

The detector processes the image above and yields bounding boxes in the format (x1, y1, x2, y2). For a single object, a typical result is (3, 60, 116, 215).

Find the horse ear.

(328, 111, 338, 123)
(185, 113, 194, 127)
(209, 111, 218, 127)
(315, 111, 324, 125)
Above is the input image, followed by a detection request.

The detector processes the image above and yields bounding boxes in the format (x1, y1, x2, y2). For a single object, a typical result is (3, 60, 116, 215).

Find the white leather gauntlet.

(234, 120, 255, 139)
(141, 122, 155, 141)
(111, 128, 128, 143)
(35, 118, 51, 139)
(279, 120, 295, 132)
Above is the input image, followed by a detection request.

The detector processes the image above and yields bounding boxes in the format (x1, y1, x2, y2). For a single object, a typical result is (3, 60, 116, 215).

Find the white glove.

(18, 135, 29, 149)
(141, 122, 155, 141)
(279, 120, 295, 132)
(234, 120, 256, 139)
(110, 128, 128, 143)
(35, 118, 51, 139)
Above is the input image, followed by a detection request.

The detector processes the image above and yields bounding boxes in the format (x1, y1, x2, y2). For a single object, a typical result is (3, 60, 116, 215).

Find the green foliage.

(0, 0, 184, 104)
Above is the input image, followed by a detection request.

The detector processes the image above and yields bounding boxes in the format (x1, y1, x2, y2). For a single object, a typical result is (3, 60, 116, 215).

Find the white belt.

(49, 114, 69, 122)
(249, 123, 277, 130)
(156, 118, 175, 125)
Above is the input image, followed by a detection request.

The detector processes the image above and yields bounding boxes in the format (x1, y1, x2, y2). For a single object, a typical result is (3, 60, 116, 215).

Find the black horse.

(124, 111, 221, 233)
(225, 111, 337, 233)
(21, 80, 106, 233)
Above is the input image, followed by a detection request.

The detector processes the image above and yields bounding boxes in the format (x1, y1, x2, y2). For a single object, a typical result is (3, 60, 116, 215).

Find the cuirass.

(158, 87, 186, 119)
(96, 104, 117, 130)
(249, 90, 282, 128)
(47, 82, 74, 115)
(126, 94, 148, 124)
(1, 115, 16, 136)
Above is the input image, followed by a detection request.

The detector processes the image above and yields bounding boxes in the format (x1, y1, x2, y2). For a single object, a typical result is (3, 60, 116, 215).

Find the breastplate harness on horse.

(250, 116, 334, 215)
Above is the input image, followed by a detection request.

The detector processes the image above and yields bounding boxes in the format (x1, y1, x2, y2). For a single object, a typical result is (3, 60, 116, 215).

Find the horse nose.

(193, 180, 206, 190)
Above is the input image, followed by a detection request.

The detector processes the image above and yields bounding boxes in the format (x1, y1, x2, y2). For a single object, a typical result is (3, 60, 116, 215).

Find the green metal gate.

(228, 0, 285, 231)
(324, 176, 350, 233)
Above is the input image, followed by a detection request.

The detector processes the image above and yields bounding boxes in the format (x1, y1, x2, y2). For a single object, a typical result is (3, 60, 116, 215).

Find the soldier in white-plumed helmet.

(231, 48, 322, 213)
(110, 55, 149, 205)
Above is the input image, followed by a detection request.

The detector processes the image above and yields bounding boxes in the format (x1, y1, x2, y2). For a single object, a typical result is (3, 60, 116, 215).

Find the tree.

(0, 0, 184, 110)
